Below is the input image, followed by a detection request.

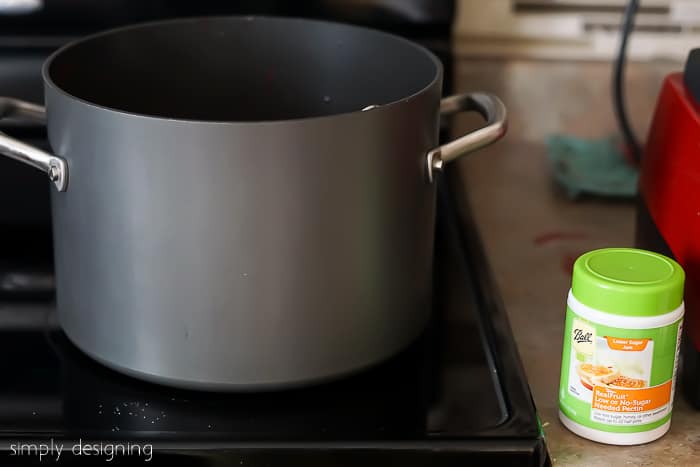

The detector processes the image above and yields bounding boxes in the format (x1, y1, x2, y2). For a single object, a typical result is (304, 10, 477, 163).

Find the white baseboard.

(454, 0, 700, 61)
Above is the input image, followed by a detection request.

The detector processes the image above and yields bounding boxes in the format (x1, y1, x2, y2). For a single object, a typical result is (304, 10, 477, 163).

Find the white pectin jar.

(558, 248, 684, 445)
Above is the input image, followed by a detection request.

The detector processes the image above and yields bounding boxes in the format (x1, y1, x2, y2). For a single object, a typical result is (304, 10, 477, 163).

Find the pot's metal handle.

(0, 97, 68, 191)
(426, 92, 507, 183)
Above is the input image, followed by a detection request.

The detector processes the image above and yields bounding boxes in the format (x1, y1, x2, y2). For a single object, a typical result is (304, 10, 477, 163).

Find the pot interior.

(46, 17, 440, 122)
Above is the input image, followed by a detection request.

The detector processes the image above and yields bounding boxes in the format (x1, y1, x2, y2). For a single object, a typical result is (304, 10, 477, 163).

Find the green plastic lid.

(571, 248, 685, 317)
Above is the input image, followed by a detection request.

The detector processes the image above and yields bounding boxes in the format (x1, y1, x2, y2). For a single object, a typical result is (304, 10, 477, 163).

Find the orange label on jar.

(592, 380, 672, 413)
(604, 336, 650, 351)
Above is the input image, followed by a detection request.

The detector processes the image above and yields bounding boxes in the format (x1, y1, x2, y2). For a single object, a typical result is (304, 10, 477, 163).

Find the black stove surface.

(0, 171, 547, 466)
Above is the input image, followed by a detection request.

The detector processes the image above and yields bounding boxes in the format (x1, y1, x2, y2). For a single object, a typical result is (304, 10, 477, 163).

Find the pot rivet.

(48, 165, 59, 182)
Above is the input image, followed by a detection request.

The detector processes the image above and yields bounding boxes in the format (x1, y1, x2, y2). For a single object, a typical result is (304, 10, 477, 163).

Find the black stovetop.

(0, 171, 547, 466)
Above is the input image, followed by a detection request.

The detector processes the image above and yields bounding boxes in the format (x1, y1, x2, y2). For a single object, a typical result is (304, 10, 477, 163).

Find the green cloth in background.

(546, 135, 639, 199)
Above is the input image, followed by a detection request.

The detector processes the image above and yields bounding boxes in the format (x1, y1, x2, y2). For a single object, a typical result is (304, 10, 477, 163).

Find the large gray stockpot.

(0, 17, 506, 390)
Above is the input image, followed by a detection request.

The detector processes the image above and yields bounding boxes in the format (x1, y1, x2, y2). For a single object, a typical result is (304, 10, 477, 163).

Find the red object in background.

(639, 71, 700, 350)
(640, 73, 700, 351)
(636, 58, 700, 407)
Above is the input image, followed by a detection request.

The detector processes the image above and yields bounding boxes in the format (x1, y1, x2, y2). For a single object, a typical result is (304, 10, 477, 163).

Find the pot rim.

(41, 15, 443, 126)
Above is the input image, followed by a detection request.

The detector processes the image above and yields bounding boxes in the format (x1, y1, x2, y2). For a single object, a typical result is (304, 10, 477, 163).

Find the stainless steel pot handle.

(427, 92, 507, 182)
(0, 97, 68, 191)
